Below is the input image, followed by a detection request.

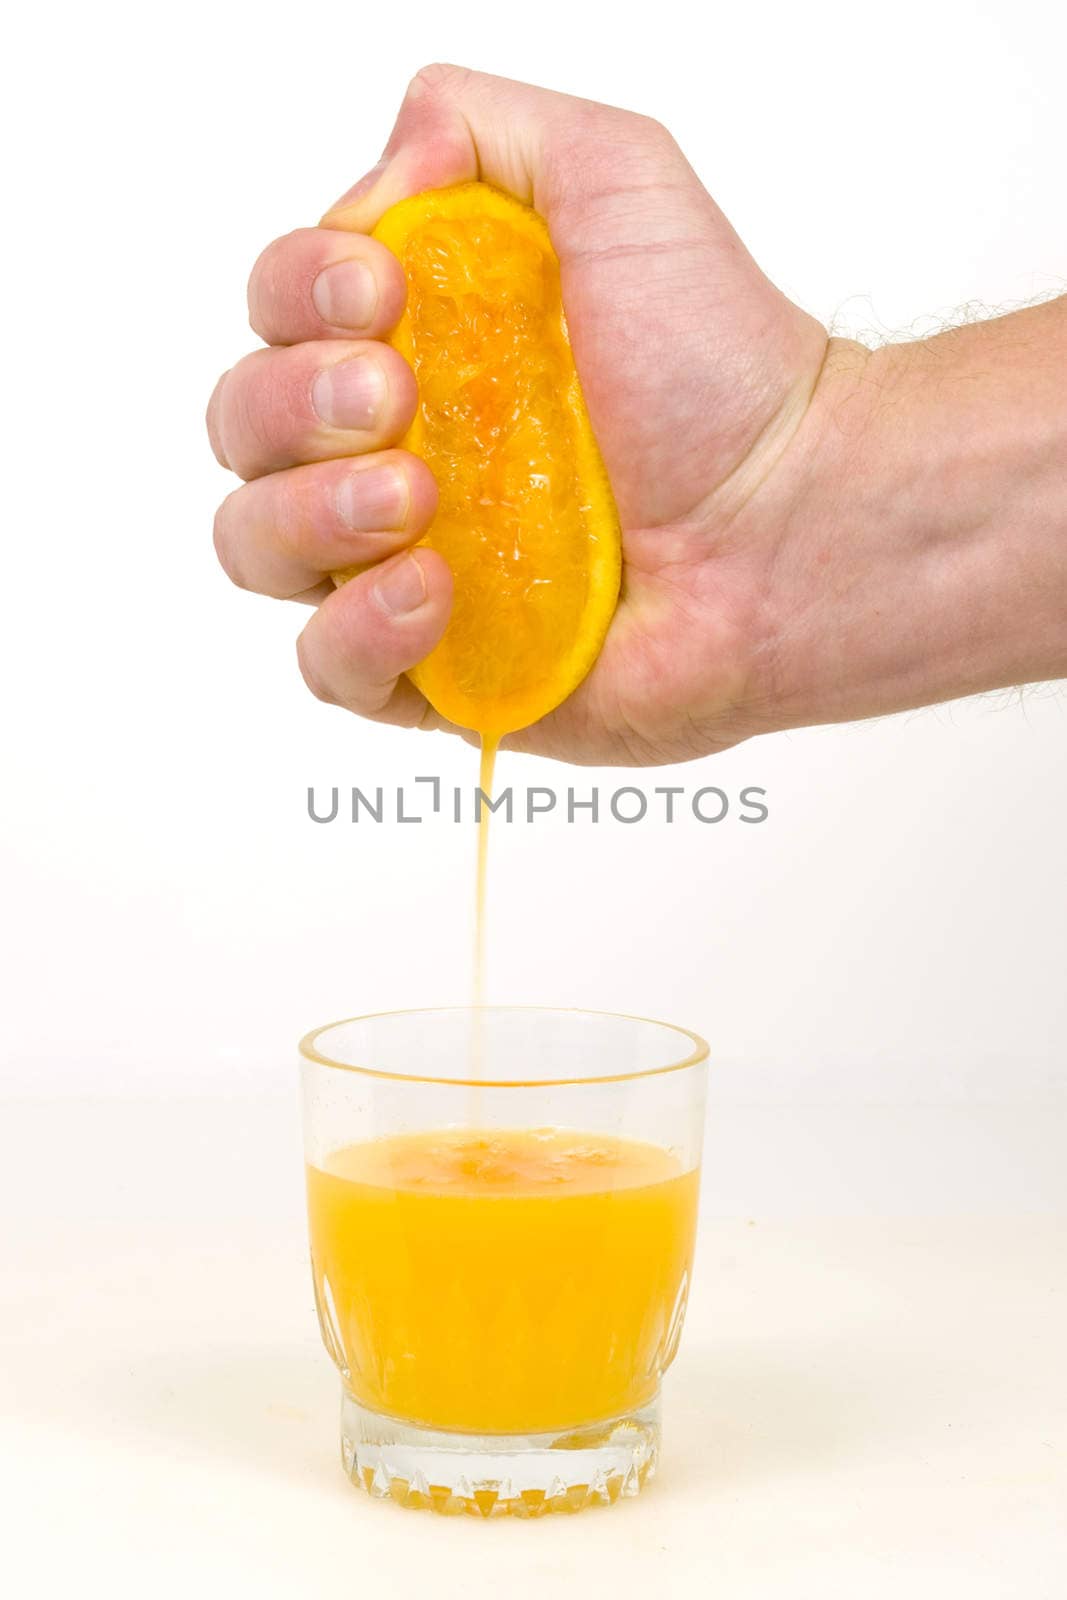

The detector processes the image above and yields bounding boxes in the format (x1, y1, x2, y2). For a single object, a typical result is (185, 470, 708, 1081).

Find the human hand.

(208, 65, 1067, 765)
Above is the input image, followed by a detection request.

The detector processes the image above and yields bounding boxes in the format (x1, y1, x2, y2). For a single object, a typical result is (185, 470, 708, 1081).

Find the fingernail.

(312, 357, 384, 430)
(312, 260, 379, 330)
(374, 552, 427, 616)
(323, 160, 388, 220)
(338, 465, 409, 530)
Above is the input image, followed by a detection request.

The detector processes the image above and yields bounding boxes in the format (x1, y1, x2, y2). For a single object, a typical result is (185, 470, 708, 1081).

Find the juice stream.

(474, 735, 498, 1009)
(470, 735, 498, 1094)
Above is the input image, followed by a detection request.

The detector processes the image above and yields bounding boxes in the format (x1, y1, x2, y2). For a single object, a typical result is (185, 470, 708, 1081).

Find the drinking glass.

(299, 1006, 708, 1516)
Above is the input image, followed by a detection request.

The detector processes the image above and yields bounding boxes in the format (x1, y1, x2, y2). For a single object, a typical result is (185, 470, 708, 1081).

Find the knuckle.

(409, 61, 472, 101)
(634, 111, 673, 143)
(247, 230, 317, 336)
(212, 492, 251, 591)
(264, 226, 315, 273)
(296, 629, 337, 706)
(577, 101, 674, 150)
(247, 237, 277, 298)
(225, 350, 300, 478)
(206, 371, 231, 467)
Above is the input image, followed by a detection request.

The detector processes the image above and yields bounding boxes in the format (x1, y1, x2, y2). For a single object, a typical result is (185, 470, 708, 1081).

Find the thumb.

(321, 63, 720, 256)
(322, 65, 826, 527)
(321, 63, 545, 226)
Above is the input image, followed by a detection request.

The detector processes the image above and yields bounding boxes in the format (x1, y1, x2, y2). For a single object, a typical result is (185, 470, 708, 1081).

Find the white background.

(2, 1, 1065, 1594)
(3, 0, 1066, 1118)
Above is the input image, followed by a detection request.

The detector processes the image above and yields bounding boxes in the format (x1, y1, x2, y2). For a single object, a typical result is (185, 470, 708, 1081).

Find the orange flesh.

(334, 183, 621, 738)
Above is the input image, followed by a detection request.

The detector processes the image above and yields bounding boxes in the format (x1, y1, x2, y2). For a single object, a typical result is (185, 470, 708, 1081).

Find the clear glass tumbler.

(299, 1006, 708, 1517)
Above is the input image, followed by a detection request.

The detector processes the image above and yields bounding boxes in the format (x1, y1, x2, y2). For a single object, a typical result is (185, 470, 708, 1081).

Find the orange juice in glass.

(300, 1008, 708, 1516)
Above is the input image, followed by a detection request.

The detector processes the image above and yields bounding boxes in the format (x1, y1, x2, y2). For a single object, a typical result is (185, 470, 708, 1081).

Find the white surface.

(3, 1096, 1065, 1598)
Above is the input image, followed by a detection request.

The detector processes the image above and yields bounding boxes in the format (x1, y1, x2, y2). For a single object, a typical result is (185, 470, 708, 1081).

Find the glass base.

(340, 1390, 661, 1517)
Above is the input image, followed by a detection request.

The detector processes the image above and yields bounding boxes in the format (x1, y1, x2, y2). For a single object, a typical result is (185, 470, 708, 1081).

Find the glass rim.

(298, 1005, 709, 1089)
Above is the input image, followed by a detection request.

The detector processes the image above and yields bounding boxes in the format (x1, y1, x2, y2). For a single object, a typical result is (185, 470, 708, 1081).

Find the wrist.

(747, 307, 1067, 732)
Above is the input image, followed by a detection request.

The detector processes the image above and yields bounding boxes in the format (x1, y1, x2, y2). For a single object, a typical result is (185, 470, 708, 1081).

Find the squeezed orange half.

(306, 1127, 698, 1435)
(332, 182, 622, 739)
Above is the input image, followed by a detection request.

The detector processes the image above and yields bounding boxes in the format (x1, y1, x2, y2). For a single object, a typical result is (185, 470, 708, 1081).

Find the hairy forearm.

(754, 297, 1067, 728)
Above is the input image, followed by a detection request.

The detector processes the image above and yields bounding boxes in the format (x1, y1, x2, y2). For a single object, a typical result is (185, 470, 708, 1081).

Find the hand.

(207, 65, 1067, 765)
(206, 63, 828, 763)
